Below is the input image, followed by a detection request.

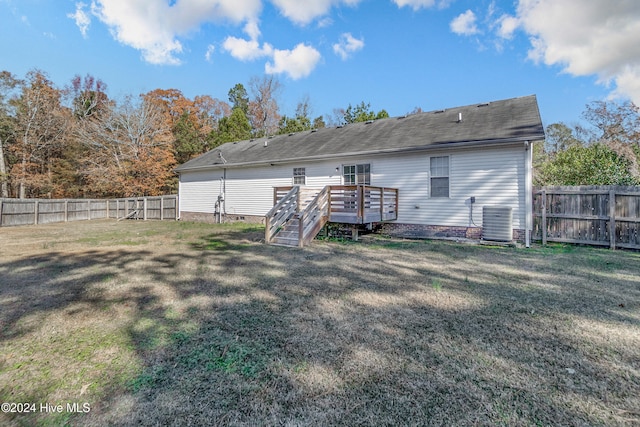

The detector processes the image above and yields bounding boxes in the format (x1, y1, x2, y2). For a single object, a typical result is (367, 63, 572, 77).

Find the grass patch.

(1, 220, 639, 425)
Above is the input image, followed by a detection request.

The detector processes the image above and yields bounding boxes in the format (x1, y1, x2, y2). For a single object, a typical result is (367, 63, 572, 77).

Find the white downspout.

(177, 176, 181, 220)
(524, 141, 532, 248)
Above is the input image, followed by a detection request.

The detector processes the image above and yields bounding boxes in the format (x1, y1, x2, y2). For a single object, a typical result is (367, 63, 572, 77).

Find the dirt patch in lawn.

(1, 220, 639, 426)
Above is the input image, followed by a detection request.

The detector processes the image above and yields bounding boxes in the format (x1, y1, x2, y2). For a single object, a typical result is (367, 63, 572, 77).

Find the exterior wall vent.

(482, 206, 513, 241)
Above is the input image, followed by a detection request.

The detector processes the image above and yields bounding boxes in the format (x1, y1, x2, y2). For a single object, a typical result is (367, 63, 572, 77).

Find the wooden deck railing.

(268, 185, 397, 246)
(265, 186, 299, 244)
(299, 186, 330, 247)
(328, 185, 398, 224)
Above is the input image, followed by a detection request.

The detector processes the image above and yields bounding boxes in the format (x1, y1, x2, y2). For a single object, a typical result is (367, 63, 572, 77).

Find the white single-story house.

(176, 95, 545, 247)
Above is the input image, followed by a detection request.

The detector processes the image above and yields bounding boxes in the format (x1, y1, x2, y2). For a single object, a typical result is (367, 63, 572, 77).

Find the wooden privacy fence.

(0, 195, 178, 227)
(533, 186, 640, 250)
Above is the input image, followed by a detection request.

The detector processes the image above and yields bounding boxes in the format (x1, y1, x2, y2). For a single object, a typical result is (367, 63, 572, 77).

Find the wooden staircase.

(265, 185, 398, 248)
(265, 186, 329, 247)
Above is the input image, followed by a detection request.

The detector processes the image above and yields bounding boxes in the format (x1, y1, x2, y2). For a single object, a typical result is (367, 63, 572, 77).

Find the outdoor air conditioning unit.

(482, 206, 513, 242)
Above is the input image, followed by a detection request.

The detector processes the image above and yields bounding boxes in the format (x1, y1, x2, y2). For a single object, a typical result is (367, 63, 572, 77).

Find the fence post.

(0, 199, 3, 227)
(87, 200, 91, 220)
(609, 190, 616, 250)
(34, 200, 39, 225)
(298, 212, 304, 248)
(541, 190, 547, 245)
(106, 199, 109, 219)
(64, 200, 68, 222)
(160, 196, 164, 221)
(175, 195, 179, 221)
(143, 197, 147, 220)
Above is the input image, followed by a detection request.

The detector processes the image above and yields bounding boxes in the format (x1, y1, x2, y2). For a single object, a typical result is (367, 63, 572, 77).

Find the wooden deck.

(266, 185, 398, 247)
(274, 185, 398, 224)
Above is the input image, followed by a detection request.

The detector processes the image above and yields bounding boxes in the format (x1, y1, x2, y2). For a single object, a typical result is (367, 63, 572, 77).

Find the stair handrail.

(299, 186, 330, 247)
(265, 186, 299, 243)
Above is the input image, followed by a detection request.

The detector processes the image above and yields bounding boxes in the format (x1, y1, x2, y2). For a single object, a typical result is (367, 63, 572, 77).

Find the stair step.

(276, 232, 299, 239)
(272, 237, 299, 246)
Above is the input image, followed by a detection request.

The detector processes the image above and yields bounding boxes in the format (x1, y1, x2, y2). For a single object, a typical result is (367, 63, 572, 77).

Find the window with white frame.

(430, 156, 449, 197)
(343, 163, 370, 185)
(293, 167, 306, 185)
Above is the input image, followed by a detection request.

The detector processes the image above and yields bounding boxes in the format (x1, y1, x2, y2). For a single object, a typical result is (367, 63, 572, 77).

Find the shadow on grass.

(1, 224, 639, 426)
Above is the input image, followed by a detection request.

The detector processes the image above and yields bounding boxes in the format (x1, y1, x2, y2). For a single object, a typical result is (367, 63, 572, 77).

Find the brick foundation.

(381, 223, 525, 243)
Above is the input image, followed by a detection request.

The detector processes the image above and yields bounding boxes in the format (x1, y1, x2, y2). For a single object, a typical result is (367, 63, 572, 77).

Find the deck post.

(265, 216, 271, 243)
(358, 185, 364, 224)
(298, 212, 304, 247)
(395, 189, 399, 220)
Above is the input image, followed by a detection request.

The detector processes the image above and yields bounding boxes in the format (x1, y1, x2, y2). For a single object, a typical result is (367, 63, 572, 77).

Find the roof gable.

(176, 95, 544, 172)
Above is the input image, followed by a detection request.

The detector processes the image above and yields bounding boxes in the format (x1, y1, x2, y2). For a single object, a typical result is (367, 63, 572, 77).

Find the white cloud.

(223, 36, 273, 61)
(496, 14, 519, 39)
(502, 0, 640, 104)
(222, 19, 273, 61)
(265, 43, 322, 79)
(270, 0, 361, 25)
(333, 33, 364, 60)
(68, 2, 91, 38)
(205, 44, 215, 62)
(392, 0, 451, 11)
(450, 10, 478, 36)
(90, 0, 262, 65)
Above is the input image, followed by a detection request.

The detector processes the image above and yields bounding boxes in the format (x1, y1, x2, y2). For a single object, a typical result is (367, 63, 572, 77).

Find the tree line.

(534, 100, 640, 186)
(1, 67, 637, 199)
(0, 69, 388, 199)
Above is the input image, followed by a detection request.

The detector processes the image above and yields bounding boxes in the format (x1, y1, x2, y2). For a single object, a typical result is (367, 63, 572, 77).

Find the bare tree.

(76, 95, 174, 196)
(12, 70, 69, 198)
(248, 75, 282, 137)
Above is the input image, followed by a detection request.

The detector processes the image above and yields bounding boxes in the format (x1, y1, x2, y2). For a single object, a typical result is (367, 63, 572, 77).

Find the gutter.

(175, 135, 545, 173)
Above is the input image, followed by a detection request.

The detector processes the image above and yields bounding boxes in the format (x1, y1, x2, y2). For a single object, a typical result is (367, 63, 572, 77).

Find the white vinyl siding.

(178, 170, 222, 213)
(224, 166, 291, 216)
(178, 144, 527, 229)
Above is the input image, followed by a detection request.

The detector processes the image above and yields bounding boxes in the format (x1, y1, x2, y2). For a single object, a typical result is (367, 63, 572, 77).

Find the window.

(293, 167, 306, 185)
(343, 164, 370, 185)
(430, 156, 449, 197)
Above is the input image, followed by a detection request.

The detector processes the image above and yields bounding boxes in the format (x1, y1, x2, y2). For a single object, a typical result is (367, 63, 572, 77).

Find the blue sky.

(1, 0, 639, 127)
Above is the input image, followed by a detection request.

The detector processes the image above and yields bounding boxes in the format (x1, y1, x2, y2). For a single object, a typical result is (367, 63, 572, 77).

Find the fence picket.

(534, 186, 640, 249)
(0, 196, 177, 227)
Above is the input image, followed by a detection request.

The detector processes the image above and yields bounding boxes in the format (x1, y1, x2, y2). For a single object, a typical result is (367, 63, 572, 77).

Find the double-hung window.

(293, 167, 306, 185)
(430, 156, 449, 197)
(343, 164, 370, 185)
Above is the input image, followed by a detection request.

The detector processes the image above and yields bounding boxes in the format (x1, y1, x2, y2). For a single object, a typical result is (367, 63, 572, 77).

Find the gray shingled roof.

(176, 95, 544, 172)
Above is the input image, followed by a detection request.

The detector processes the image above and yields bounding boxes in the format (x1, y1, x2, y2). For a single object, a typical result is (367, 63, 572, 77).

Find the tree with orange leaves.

(76, 95, 176, 197)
